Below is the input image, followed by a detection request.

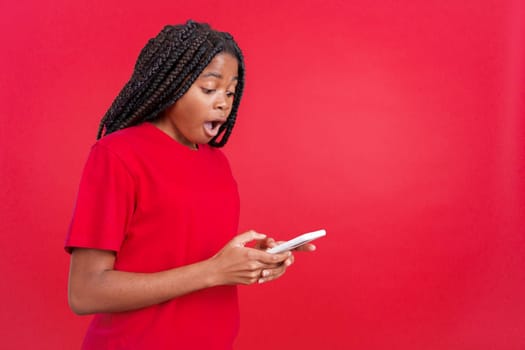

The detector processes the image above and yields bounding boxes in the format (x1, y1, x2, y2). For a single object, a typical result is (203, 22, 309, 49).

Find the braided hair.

(97, 20, 245, 147)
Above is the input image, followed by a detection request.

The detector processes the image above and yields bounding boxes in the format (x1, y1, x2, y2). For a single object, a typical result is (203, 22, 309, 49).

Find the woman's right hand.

(208, 230, 291, 286)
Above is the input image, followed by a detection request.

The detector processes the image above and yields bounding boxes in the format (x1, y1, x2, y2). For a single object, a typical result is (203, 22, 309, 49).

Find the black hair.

(96, 20, 245, 147)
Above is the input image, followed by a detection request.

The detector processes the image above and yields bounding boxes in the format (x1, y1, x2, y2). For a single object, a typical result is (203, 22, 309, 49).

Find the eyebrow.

(201, 72, 238, 81)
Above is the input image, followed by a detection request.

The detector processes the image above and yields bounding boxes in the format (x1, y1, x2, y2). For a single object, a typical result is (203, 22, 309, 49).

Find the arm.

(68, 230, 290, 315)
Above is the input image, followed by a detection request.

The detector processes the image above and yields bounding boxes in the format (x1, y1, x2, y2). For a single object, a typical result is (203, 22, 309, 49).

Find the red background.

(1, 1, 524, 349)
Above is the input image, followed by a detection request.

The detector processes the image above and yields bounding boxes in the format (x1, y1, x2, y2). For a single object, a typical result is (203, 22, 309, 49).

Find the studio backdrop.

(1, 0, 524, 349)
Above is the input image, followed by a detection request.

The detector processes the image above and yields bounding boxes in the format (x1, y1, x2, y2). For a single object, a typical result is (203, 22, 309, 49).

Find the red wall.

(1, 1, 524, 349)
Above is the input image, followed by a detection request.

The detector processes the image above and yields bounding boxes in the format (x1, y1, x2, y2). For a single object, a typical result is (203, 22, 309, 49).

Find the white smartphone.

(266, 229, 326, 254)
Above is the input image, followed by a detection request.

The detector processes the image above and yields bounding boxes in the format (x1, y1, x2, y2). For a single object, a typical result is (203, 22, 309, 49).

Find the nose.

(214, 92, 230, 111)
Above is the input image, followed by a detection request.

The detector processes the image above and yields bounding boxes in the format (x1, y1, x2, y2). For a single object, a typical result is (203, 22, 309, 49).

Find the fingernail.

(262, 270, 270, 277)
(258, 278, 265, 284)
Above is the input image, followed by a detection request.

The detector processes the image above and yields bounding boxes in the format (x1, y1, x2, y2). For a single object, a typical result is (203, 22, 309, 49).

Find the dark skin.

(69, 231, 315, 315)
(68, 53, 315, 315)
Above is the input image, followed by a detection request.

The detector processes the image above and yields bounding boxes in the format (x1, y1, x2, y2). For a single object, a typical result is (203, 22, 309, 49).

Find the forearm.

(69, 258, 218, 315)
(68, 231, 292, 315)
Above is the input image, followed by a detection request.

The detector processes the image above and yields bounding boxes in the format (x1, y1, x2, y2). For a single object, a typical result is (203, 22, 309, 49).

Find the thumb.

(232, 230, 267, 247)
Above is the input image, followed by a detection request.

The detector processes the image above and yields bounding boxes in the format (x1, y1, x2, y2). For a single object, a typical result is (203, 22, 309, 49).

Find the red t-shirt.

(65, 122, 241, 349)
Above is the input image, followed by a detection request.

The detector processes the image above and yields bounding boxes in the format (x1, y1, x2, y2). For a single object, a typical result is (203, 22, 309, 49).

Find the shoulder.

(97, 124, 147, 151)
(85, 124, 156, 176)
(93, 123, 159, 161)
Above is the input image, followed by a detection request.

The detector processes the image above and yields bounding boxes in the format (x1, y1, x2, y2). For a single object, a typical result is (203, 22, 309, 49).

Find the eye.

(201, 88, 215, 94)
(226, 91, 236, 98)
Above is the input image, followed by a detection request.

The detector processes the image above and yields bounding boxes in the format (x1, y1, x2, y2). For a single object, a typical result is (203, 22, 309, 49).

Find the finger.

(256, 250, 291, 264)
(259, 263, 288, 284)
(231, 230, 267, 247)
(261, 255, 293, 268)
(242, 245, 291, 263)
(294, 243, 316, 252)
(261, 237, 277, 248)
(254, 237, 276, 250)
(285, 255, 294, 266)
(256, 261, 284, 271)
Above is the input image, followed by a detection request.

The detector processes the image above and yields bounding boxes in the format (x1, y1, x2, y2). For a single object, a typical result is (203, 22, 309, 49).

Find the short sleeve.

(65, 143, 136, 254)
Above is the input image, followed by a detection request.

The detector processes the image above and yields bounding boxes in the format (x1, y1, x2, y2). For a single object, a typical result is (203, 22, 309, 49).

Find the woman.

(65, 20, 314, 349)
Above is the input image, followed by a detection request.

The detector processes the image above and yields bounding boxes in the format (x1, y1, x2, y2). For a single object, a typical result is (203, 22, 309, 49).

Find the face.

(153, 53, 239, 149)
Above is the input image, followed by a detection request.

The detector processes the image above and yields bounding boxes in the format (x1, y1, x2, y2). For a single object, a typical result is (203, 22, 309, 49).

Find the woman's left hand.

(252, 237, 316, 284)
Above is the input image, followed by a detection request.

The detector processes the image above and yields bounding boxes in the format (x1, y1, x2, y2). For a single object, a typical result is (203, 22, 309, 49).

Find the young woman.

(65, 20, 314, 349)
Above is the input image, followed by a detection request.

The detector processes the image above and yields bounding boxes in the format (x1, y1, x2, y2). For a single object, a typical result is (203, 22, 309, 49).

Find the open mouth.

(204, 121, 222, 137)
